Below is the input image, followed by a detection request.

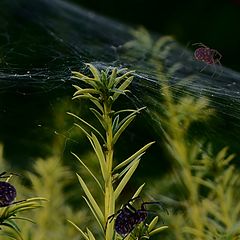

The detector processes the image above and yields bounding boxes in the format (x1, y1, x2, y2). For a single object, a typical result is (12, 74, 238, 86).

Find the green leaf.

(112, 76, 134, 102)
(148, 216, 159, 232)
(82, 196, 104, 233)
(114, 160, 140, 200)
(114, 70, 135, 88)
(108, 67, 117, 88)
(112, 115, 120, 134)
(89, 133, 107, 181)
(113, 142, 155, 172)
(11, 216, 36, 224)
(67, 112, 105, 142)
(72, 94, 99, 101)
(0, 222, 23, 240)
(71, 71, 88, 79)
(114, 109, 137, 115)
(90, 108, 106, 130)
(74, 123, 91, 139)
(118, 107, 146, 128)
(76, 174, 104, 225)
(112, 115, 136, 145)
(72, 76, 99, 89)
(71, 152, 104, 194)
(87, 228, 96, 240)
(86, 63, 101, 81)
(67, 220, 89, 240)
(132, 183, 145, 199)
(149, 226, 168, 236)
(117, 158, 140, 180)
(89, 98, 104, 113)
(73, 88, 100, 96)
(72, 84, 82, 91)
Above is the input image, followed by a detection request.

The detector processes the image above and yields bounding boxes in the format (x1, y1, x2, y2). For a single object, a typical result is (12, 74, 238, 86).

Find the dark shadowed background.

(71, 0, 240, 71)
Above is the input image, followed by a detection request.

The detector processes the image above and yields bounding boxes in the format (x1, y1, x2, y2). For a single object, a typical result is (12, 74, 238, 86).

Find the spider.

(0, 172, 23, 207)
(106, 196, 165, 238)
(193, 43, 222, 75)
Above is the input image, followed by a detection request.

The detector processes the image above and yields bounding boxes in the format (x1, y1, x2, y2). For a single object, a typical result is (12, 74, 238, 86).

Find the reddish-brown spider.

(192, 43, 222, 75)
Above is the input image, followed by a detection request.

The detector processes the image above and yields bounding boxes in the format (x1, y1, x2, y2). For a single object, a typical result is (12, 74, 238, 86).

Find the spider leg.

(199, 63, 209, 73)
(1, 199, 27, 208)
(212, 49, 222, 59)
(212, 60, 223, 78)
(192, 42, 208, 48)
(128, 196, 141, 204)
(105, 208, 124, 231)
(0, 172, 7, 178)
(0, 172, 20, 178)
(10, 199, 26, 205)
(141, 201, 169, 215)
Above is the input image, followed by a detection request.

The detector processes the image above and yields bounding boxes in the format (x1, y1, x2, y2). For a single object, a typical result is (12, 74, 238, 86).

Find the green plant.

(0, 144, 45, 240)
(17, 156, 90, 240)
(124, 28, 240, 240)
(68, 64, 168, 239)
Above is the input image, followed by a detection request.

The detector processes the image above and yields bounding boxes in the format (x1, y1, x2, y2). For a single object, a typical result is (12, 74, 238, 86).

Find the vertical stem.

(103, 101, 115, 240)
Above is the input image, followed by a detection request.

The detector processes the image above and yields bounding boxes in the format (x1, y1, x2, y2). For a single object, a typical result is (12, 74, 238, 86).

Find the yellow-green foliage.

(0, 145, 45, 240)
(0, 144, 91, 240)
(125, 28, 240, 240)
(17, 156, 90, 240)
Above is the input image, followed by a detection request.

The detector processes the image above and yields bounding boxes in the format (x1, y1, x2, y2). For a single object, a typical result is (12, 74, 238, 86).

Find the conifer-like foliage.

(0, 145, 45, 240)
(68, 64, 168, 239)
(123, 27, 240, 240)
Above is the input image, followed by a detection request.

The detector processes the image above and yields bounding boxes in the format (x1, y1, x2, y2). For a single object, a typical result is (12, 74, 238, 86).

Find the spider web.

(0, 0, 240, 168)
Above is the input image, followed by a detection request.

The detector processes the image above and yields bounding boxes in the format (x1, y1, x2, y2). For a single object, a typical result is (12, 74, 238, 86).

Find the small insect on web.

(0, 172, 25, 207)
(192, 42, 223, 77)
(105, 196, 167, 239)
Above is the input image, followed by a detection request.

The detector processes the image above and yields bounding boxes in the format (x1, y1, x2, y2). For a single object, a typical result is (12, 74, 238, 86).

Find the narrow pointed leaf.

(90, 108, 106, 130)
(114, 160, 140, 200)
(90, 133, 107, 181)
(87, 228, 97, 240)
(86, 63, 101, 81)
(1, 220, 21, 234)
(149, 226, 168, 236)
(83, 197, 104, 232)
(114, 109, 137, 115)
(72, 71, 88, 79)
(74, 123, 91, 139)
(113, 115, 136, 145)
(73, 88, 100, 96)
(72, 152, 104, 194)
(132, 183, 145, 199)
(11, 216, 36, 224)
(148, 216, 159, 232)
(67, 112, 105, 142)
(113, 142, 155, 172)
(67, 220, 89, 240)
(118, 107, 146, 128)
(0, 227, 23, 240)
(77, 174, 104, 224)
(112, 115, 120, 133)
(114, 71, 135, 87)
(72, 84, 82, 91)
(108, 67, 117, 88)
(89, 98, 104, 113)
(113, 76, 134, 102)
(0, 223, 23, 240)
(72, 94, 99, 101)
(117, 158, 140, 180)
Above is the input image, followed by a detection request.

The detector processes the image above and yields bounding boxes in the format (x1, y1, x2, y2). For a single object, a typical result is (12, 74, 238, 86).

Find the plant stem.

(103, 101, 115, 240)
